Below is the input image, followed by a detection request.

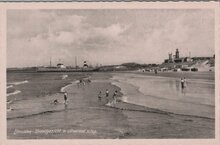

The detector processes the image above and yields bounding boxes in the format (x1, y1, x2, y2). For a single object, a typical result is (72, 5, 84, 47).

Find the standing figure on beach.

(64, 92, 68, 104)
(183, 77, 187, 88)
(106, 89, 109, 97)
(181, 78, 184, 89)
(77, 79, 82, 88)
(105, 89, 109, 103)
(112, 90, 118, 105)
(98, 91, 102, 100)
(88, 79, 91, 83)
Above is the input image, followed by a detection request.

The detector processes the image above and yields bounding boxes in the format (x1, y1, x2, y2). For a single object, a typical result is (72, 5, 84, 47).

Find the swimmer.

(53, 99, 59, 104)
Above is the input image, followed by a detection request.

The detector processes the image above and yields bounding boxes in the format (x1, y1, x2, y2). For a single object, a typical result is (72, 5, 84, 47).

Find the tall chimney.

(176, 49, 179, 59)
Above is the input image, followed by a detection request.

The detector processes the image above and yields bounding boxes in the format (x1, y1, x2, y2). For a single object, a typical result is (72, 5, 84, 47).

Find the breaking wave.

(62, 75, 68, 80)
(7, 90, 21, 97)
(7, 85, 13, 89)
(60, 80, 78, 93)
(60, 83, 72, 93)
(9, 80, 29, 85)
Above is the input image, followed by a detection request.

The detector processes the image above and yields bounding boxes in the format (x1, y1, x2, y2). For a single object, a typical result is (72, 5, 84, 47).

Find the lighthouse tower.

(175, 49, 180, 59)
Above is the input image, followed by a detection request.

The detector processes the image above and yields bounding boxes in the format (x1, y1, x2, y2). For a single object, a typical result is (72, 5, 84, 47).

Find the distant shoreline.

(119, 71, 215, 80)
(7, 70, 215, 80)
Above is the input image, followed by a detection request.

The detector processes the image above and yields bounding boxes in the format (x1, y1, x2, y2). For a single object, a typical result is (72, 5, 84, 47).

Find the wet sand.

(7, 72, 214, 139)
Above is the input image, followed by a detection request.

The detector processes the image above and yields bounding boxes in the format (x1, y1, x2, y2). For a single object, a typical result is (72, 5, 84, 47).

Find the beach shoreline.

(7, 72, 214, 139)
(115, 70, 215, 80)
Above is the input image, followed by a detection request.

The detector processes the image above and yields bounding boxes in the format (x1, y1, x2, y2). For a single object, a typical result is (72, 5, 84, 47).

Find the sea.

(7, 72, 89, 119)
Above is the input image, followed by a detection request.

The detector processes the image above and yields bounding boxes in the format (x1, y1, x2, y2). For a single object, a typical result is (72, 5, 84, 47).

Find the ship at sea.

(7, 61, 98, 73)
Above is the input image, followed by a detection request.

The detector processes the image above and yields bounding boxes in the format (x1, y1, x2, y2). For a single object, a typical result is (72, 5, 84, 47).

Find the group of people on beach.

(53, 77, 186, 106)
(53, 78, 92, 105)
(53, 91, 68, 105)
(77, 78, 91, 87)
(98, 89, 118, 105)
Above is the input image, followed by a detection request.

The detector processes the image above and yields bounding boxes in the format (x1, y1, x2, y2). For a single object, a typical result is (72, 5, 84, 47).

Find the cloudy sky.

(7, 9, 214, 67)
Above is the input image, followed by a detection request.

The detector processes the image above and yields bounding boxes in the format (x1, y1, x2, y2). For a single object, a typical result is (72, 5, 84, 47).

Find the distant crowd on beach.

(76, 78, 119, 105)
(98, 89, 118, 106)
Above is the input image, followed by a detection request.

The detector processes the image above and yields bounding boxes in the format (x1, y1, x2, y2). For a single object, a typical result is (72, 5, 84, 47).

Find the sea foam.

(9, 80, 29, 85)
(7, 90, 21, 97)
(62, 75, 68, 80)
(7, 85, 13, 89)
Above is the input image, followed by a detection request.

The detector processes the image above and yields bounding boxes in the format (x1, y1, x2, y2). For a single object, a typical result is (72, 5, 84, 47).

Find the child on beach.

(64, 92, 68, 104)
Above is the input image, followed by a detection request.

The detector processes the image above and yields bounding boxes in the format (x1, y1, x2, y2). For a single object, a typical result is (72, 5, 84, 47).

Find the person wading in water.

(181, 78, 184, 89)
(64, 92, 68, 104)
(112, 90, 118, 105)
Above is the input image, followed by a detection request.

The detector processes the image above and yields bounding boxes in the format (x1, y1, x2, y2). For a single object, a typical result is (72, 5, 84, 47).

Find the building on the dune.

(164, 49, 192, 64)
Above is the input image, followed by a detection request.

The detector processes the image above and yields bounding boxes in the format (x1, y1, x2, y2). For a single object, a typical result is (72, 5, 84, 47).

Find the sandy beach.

(7, 72, 214, 139)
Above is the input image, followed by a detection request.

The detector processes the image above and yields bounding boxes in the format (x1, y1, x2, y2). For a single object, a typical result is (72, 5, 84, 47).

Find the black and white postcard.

(0, 2, 219, 145)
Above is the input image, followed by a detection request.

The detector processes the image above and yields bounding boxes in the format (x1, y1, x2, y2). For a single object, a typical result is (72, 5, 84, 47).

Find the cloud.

(7, 9, 214, 67)
(24, 16, 128, 50)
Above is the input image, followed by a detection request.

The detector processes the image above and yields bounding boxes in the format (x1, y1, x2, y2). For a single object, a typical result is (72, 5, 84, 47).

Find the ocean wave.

(62, 75, 68, 80)
(7, 100, 13, 104)
(60, 84, 71, 92)
(60, 81, 78, 93)
(8, 80, 29, 85)
(7, 90, 21, 97)
(7, 85, 13, 89)
(73, 80, 80, 84)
